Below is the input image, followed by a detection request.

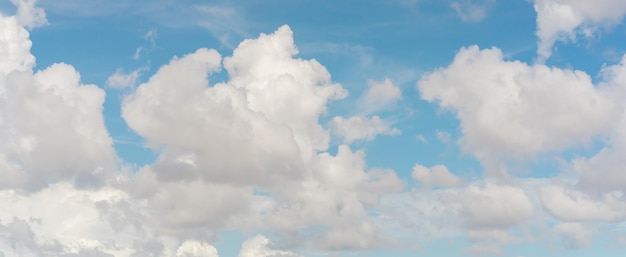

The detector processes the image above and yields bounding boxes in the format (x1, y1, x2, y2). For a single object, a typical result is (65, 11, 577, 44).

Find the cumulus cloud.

(330, 116, 400, 143)
(120, 25, 405, 251)
(0, 9, 411, 254)
(533, 0, 626, 62)
(0, 183, 135, 256)
(0, 14, 35, 73)
(0, 15, 116, 191)
(417, 45, 616, 173)
(412, 164, 463, 187)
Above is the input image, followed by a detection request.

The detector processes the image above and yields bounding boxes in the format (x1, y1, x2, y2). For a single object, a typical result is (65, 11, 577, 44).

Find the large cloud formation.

(0, 6, 408, 255)
(4, 1, 626, 256)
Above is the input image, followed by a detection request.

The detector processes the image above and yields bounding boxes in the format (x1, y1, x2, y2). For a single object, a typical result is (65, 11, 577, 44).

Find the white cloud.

(238, 235, 300, 257)
(120, 25, 404, 251)
(0, 13, 116, 191)
(0, 14, 35, 73)
(533, 0, 626, 62)
(412, 164, 463, 187)
(106, 68, 143, 89)
(540, 185, 626, 222)
(122, 26, 347, 185)
(330, 116, 400, 143)
(0, 11, 414, 255)
(9, 0, 47, 29)
(176, 240, 219, 257)
(0, 183, 135, 257)
(451, 0, 495, 23)
(567, 55, 626, 192)
(417, 45, 616, 171)
(362, 78, 402, 108)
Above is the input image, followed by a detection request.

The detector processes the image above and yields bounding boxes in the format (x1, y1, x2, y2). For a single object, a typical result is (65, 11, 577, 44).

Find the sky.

(1, 0, 626, 256)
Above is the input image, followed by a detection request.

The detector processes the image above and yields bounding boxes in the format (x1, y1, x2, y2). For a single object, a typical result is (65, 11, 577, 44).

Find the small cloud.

(451, 0, 495, 23)
(134, 28, 157, 60)
(144, 28, 157, 42)
(363, 78, 402, 108)
(412, 164, 463, 187)
(106, 67, 145, 89)
(416, 134, 427, 143)
(435, 130, 452, 144)
(330, 116, 400, 143)
(133, 47, 143, 60)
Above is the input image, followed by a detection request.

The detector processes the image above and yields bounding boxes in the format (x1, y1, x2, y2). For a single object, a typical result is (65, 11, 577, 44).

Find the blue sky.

(1, 0, 626, 256)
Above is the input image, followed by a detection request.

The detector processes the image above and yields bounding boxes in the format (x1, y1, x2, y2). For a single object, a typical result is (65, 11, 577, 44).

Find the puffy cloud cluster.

(416, 40, 626, 253)
(0, 4, 410, 255)
(6, 0, 626, 255)
(417, 45, 616, 174)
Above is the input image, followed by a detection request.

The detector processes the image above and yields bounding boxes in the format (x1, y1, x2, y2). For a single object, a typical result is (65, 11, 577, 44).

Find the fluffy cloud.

(533, 0, 626, 62)
(412, 164, 463, 187)
(0, 15, 116, 191)
(122, 26, 347, 186)
(0, 183, 136, 257)
(417, 45, 616, 171)
(0, 6, 410, 254)
(0, 14, 34, 73)
(175, 240, 219, 257)
(330, 116, 400, 143)
(362, 78, 402, 109)
(121, 25, 404, 251)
